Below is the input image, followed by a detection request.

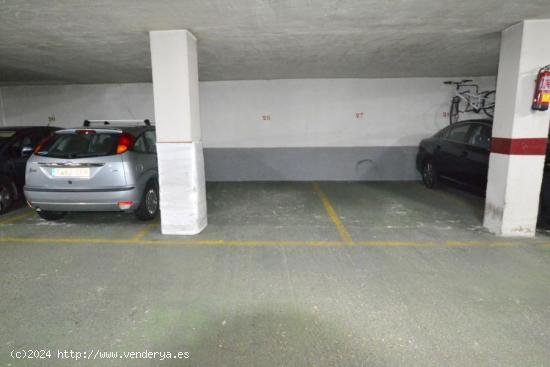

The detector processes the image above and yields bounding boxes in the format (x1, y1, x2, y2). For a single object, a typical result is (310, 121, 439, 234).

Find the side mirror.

(21, 146, 33, 158)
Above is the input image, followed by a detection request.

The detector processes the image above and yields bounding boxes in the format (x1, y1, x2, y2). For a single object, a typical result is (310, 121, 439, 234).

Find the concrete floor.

(1, 182, 550, 366)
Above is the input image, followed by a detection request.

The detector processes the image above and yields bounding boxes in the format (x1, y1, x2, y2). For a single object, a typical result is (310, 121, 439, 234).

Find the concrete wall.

(0, 77, 495, 181)
(0, 83, 153, 127)
(0, 88, 6, 127)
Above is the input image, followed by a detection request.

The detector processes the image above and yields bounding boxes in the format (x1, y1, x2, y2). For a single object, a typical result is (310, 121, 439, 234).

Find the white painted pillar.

(150, 30, 207, 235)
(484, 20, 550, 237)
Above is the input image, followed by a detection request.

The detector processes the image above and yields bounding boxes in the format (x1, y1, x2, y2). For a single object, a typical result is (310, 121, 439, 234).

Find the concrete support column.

(150, 30, 207, 235)
(484, 20, 550, 237)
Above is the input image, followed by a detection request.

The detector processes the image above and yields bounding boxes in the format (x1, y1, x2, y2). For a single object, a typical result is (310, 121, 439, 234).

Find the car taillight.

(116, 133, 134, 154)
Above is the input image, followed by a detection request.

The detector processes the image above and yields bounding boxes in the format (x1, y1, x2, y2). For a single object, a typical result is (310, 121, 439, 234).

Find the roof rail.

(83, 119, 152, 127)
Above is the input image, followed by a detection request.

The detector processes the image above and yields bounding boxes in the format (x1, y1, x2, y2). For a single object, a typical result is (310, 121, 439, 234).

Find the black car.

(0, 126, 59, 214)
(416, 119, 550, 219)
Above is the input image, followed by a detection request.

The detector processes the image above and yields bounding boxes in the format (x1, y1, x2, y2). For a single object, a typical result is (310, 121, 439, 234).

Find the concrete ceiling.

(1, 0, 549, 84)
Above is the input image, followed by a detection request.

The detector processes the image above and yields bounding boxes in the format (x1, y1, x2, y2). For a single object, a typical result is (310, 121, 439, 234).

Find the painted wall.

(0, 77, 496, 180)
(0, 88, 6, 127)
(0, 83, 153, 128)
(201, 78, 496, 148)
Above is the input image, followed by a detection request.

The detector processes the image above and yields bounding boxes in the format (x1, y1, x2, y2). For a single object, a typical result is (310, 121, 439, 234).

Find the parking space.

(2, 182, 549, 248)
(2, 182, 550, 366)
(319, 182, 518, 244)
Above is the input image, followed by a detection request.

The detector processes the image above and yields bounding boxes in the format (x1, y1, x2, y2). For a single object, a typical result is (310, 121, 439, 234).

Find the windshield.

(0, 131, 16, 148)
(36, 132, 120, 158)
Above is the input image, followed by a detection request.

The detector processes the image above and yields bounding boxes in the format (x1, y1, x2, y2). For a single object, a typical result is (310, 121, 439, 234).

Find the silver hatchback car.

(24, 120, 159, 221)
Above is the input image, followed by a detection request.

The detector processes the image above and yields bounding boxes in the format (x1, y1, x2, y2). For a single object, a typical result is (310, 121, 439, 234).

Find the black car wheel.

(422, 160, 439, 189)
(37, 210, 67, 221)
(135, 181, 159, 221)
(0, 177, 15, 214)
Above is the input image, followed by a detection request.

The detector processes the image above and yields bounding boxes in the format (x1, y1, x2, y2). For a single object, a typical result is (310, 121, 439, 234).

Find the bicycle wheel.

(449, 96, 460, 124)
(482, 90, 496, 118)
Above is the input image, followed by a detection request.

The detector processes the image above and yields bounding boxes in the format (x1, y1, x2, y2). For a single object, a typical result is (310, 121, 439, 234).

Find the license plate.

(52, 167, 90, 178)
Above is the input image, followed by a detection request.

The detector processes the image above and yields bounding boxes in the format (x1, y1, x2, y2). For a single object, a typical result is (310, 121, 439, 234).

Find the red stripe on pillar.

(491, 137, 548, 155)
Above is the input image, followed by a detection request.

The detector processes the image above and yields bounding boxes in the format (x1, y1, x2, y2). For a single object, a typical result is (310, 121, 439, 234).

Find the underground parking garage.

(2, 1, 550, 366)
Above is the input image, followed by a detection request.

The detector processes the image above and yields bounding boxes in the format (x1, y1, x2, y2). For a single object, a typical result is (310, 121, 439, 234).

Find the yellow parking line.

(0, 236, 538, 248)
(132, 222, 159, 241)
(0, 237, 342, 247)
(445, 241, 520, 248)
(356, 241, 526, 248)
(355, 241, 437, 247)
(0, 211, 35, 225)
(312, 182, 353, 243)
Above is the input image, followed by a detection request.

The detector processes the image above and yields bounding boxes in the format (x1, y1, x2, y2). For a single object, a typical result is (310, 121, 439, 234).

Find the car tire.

(37, 210, 67, 221)
(422, 160, 439, 189)
(135, 181, 159, 221)
(0, 176, 16, 215)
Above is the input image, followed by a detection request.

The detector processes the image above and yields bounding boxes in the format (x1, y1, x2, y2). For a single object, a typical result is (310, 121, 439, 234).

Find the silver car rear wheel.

(145, 188, 159, 215)
(135, 181, 159, 221)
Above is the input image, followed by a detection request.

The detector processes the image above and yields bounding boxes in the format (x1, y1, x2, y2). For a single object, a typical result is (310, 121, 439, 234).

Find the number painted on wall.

(262, 115, 271, 121)
(355, 112, 364, 119)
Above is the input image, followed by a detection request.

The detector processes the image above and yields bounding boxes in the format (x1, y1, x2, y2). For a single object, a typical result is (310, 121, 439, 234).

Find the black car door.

(437, 123, 472, 181)
(8, 131, 45, 188)
(462, 123, 491, 189)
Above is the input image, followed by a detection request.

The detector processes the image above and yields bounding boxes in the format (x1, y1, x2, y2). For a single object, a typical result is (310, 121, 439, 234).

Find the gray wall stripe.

(204, 146, 421, 181)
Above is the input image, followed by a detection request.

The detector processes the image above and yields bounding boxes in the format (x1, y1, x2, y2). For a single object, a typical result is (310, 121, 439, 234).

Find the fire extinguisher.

(532, 64, 550, 111)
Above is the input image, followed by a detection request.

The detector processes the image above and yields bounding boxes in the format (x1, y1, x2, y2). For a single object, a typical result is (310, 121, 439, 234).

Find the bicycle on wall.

(444, 79, 496, 124)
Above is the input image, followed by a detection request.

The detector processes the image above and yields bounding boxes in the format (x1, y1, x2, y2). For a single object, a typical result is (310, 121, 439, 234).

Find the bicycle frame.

(445, 79, 496, 124)
(455, 91, 485, 112)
